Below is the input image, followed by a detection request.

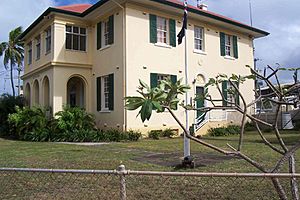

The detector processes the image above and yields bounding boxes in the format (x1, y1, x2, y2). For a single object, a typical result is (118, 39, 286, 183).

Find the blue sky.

(0, 0, 299, 94)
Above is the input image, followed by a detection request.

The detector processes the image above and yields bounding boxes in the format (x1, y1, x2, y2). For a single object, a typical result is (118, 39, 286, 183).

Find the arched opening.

(67, 76, 85, 108)
(24, 83, 31, 106)
(42, 76, 50, 107)
(33, 80, 40, 106)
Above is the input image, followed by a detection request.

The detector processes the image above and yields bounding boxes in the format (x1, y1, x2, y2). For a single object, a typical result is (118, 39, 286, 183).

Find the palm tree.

(0, 27, 24, 97)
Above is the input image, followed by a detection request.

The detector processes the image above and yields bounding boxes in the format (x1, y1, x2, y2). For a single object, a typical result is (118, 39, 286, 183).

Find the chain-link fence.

(0, 165, 299, 200)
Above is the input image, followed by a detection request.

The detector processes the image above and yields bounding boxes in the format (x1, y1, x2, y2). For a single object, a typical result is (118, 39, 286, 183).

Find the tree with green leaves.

(126, 66, 300, 200)
(0, 27, 24, 97)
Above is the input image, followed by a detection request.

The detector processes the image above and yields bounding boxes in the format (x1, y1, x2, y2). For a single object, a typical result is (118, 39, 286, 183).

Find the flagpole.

(183, 0, 190, 159)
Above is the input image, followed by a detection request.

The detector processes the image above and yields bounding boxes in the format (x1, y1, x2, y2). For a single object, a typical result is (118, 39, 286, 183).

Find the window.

(149, 14, 176, 47)
(27, 42, 32, 65)
(96, 74, 114, 111)
(150, 73, 177, 88)
(225, 34, 233, 56)
(35, 35, 41, 60)
(66, 25, 87, 51)
(97, 15, 114, 50)
(194, 26, 204, 51)
(102, 20, 109, 47)
(157, 17, 168, 44)
(222, 81, 240, 106)
(102, 76, 109, 110)
(45, 27, 51, 53)
(157, 74, 171, 84)
(220, 32, 238, 58)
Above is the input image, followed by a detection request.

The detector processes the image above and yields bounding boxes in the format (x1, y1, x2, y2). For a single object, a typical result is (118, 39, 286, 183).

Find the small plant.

(103, 129, 127, 142)
(208, 125, 240, 137)
(127, 130, 142, 141)
(148, 130, 162, 140)
(244, 121, 256, 131)
(161, 128, 176, 138)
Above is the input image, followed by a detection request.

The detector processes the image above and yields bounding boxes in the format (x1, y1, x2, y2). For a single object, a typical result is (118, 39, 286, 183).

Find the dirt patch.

(133, 152, 236, 168)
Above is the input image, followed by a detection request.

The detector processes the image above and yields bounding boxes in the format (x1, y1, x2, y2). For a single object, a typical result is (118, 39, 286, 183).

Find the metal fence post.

(118, 165, 127, 200)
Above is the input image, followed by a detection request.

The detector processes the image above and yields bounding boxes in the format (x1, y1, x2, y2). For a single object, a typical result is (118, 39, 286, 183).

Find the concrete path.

(58, 142, 109, 146)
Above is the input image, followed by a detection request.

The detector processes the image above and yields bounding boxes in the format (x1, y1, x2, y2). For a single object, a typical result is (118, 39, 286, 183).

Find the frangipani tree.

(126, 66, 300, 200)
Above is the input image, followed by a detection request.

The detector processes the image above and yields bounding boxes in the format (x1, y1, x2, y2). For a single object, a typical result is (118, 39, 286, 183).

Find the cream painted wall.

(125, 3, 255, 133)
(91, 9, 125, 130)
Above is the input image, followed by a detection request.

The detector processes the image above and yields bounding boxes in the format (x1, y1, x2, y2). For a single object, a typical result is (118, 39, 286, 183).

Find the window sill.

(154, 43, 172, 49)
(65, 49, 87, 53)
(99, 110, 111, 113)
(223, 56, 236, 60)
(45, 51, 51, 56)
(98, 45, 111, 51)
(193, 49, 207, 55)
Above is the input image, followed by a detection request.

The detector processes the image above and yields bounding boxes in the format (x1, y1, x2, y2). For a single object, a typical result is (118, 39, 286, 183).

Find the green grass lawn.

(0, 131, 299, 199)
(0, 130, 299, 172)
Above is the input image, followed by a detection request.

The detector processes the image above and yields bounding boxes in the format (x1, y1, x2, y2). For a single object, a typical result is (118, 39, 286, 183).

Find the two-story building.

(20, 0, 269, 135)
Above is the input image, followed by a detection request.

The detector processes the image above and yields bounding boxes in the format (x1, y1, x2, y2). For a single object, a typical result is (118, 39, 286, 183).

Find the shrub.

(293, 120, 300, 131)
(102, 129, 127, 142)
(245, 121, 256, 131)
(0, 94, 24, 138)
(127, 130, 142, 141)
(8, 107, 50, 141)
(54, 105, 96, 134)
(148, 130, 162, 140)
(161, 128, 176, 138)
(208, 125, 240, 137)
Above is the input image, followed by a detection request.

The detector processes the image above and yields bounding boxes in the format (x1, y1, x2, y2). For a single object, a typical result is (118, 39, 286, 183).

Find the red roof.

(56, 4, 92, 13)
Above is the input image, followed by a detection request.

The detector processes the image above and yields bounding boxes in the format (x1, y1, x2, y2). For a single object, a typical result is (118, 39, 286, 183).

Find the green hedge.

(148, 129, 177, 140)
(7, 106, 142, 142)
(208, 125, 241, 137)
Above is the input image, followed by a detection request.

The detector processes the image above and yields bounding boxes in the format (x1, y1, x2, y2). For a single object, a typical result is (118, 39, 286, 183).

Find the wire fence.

(0, 165, 299, 200)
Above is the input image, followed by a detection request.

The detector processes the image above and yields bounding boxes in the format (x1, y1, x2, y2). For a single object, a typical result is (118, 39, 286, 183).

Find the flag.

(177, 1, 188, 45)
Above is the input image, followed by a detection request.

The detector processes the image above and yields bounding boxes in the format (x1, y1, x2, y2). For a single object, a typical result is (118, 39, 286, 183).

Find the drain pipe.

(111, 0, 127, 131)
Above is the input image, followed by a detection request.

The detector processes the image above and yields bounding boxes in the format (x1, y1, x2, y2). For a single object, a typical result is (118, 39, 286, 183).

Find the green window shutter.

(108, 74, 114, 111)
(169, 19, 176, 47)
(150, 73, 158, 88)
(108, 15, 114, 45)
(171, 75, 177, 84)
(96, 77, 101, 111)
(171, 75, 178, 110)
(220, 32, 225, 56)
(97, 22, 102, 50)
(235, 81, 240, 106)
(149, 14, 157, 43)
(222, 81, 228, 106)
(233, 36, 238, 59)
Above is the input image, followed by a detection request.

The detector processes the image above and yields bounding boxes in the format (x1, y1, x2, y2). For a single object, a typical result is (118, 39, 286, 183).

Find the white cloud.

(202, 0, 300, 83)
(0, 0, 55, 94)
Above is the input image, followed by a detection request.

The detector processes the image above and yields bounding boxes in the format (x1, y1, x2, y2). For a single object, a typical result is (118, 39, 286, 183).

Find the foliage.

(208, 125, 240, 137)
(148, 129, 177, 140)
(54, 105, 96, 134)
(0, 27, 24, 97)
(148, 130, 162, 140)
(294, 120, 300, 131)
(93, 129, 142, 142)
(8, 106, 51, 141)
(127, 130, 142, 141)
(244, 121, 256, 132)
(161, 128, 177, 138)
(126, 79, 190, 122)
(0, 94, 24, 138)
